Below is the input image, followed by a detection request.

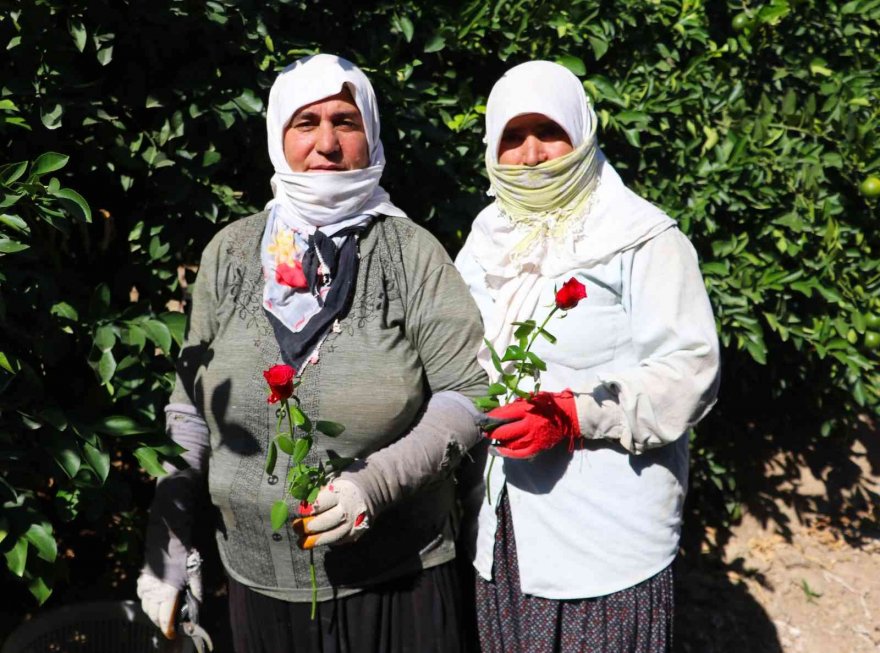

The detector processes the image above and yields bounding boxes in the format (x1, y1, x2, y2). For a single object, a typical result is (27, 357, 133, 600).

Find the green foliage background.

(1, 0, 878, 607)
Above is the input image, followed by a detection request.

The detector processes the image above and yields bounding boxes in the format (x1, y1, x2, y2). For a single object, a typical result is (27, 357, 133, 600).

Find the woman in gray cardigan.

(137, 54, 487, 653)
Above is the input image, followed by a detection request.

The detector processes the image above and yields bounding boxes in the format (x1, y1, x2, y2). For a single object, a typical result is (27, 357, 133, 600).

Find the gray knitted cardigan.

(148, 211, 488, 602)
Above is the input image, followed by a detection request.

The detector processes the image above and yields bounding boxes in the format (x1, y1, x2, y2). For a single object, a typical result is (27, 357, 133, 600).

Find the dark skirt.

(474, 492, 674, 653)
(228, 561, 465, 653)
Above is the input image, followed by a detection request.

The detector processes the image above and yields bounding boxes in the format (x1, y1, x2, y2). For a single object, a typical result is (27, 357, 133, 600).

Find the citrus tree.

(1, 0, 878, 605)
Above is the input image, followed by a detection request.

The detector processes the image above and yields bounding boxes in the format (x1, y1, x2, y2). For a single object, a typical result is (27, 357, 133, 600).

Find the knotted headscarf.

(261, 54, 407, 369)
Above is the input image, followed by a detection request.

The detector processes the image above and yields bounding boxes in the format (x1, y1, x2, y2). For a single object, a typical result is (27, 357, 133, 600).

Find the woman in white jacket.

(455, 60, 721, 652)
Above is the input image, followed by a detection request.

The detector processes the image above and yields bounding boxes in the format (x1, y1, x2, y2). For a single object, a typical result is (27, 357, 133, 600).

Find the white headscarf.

(261, 54, 406, 353)
(465, 61, 675, 376)
(265, 53, 406, 233)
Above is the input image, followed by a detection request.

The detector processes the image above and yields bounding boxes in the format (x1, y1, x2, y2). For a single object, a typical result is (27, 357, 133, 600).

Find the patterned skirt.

(474, 493, 674, 653)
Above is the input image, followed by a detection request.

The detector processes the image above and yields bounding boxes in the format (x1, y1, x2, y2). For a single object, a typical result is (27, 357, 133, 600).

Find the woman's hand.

(136, 573, 180, 639)
(291, 479, 370, 549)
(486, 390, 580, 459)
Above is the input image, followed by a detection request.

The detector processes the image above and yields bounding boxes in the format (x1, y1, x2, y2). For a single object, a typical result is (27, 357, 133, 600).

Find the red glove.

(486, 390, 580, 459)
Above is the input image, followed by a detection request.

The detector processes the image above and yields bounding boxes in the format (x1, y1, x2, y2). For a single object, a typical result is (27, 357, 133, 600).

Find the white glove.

(136, 572, 180, 639)
(292, 479, 370, 549)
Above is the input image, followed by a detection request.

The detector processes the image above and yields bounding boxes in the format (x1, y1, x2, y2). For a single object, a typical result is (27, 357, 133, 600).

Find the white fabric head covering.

(485, 60, 591, 163)
(265, 53, 406, 234)
(464, 61, 676, 377)
(261, 54, 406, 355)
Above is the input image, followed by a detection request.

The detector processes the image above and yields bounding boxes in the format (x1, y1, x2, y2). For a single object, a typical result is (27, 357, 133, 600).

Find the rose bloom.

(555, 278, 587, 310)
(263, 364, 296, 404)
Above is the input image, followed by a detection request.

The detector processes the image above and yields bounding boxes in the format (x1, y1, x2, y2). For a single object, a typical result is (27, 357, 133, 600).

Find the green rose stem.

(485, 308, 558, 504)
(275, 396, 319, 620)
(310, 551, 317, 620)
(265, 365, 349, 620)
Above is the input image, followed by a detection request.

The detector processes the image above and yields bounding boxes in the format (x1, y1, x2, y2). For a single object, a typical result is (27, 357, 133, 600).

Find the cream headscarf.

(466, 61, 675, 377)
(261, 54, 407, 367)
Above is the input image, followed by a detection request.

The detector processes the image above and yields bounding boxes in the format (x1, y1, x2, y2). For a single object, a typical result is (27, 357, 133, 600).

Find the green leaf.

(501, 345, 525, 362)
(38, 407, 67, 431)
(31, 153, 69, 178)
(315, 420, 345, 437)
(94, 325, 116, 352)
(744, 339, 768, 365)
(556, 54, 586, 76)
(134, 446, 168, 477)
(40, 105, 63, 130)
(513, 320, 536, 339)
(148, 235, 170, 260)
(50, 302, 78, 321)
(809, 58, 833, 76)
(0, 161, 28, 184)
(270, 500, 289, 531)
(394, 15, 415, 42)
(265, 440, 277, 475)
(0, 239, 29, 254)
(96, 45, 113, 66)
(82, 441, 110, 482)
(25, 524, 57, 563)
(27, 572, 53, 605)
(52, 188, 91, 222)
(290, 474, 312, 500)
(93, 415, 154, 436)
(0, 213, 27, 232)
(55, 489, 80, 522)
(122, 324, 146, 350)
(46, 435, 81, 478)
(0, 193, 23, 209)
(757, 2, 791, 25)
(90, 283, 111, 316)
(307, 486, 321, 503)
(484, 338, 503, 373)
(143, 319, 172, 353)
(97, 349, 116, 384)
(0, 351, 16, 373)
(69, 20, 87, 52)
(526, 352, 547, 371)
(159, 312, 187, 347)
(276, 435, 295, 455)
(474, 396, 500, 411)
(538, 328, 557, 344)
(201, 150, 221, 167)
(232, 89, 263, 114)
(293, 438, 310, 464)
(486, 383, 507, 396)
(588, 36, 609, 60)
(290, 405, 312, 431)
(5, 538, 27, 577)
(424, 34, 446, 53)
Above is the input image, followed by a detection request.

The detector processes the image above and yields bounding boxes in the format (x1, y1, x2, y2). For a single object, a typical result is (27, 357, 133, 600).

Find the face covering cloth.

(261, 54, 407, 370)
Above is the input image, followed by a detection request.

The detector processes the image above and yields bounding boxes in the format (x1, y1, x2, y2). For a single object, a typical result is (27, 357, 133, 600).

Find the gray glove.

(335, 390, 483, 520)
(141, 403, 210, 590)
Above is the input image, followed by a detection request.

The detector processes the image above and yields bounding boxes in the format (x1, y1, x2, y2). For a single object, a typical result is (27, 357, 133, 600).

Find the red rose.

(263, 364, 296, 404)
(555, 278, 587, 310)
(276, 261, 308, 289)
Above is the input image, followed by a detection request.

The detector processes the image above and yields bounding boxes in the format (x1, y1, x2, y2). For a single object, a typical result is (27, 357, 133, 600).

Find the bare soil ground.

(676, 437, 880, 653)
